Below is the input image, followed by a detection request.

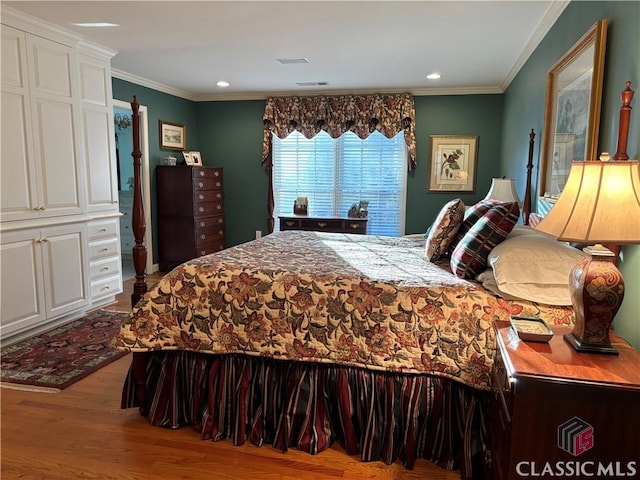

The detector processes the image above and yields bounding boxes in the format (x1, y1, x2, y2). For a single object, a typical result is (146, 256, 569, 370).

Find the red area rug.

(1, 310, 128, 392)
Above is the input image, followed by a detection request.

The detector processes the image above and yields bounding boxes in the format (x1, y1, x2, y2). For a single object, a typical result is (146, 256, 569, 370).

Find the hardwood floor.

(1, 271, 461, 480)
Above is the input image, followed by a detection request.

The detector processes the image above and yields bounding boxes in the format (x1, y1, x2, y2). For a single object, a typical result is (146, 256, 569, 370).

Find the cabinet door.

(1, 26, 38, 222)
(41, 224, 89, 318)
(27, 34, 84, 218)
(0, 229, 46, 337)
(79, 53, 118, 213)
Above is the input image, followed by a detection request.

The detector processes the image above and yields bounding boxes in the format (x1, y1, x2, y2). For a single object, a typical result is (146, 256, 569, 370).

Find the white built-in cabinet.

(1, 8, 122, 343)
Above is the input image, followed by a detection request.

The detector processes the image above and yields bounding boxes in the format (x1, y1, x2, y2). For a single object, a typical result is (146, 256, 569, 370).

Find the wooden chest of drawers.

(157, 166, 225, 272)
(279, 215, 367, 234)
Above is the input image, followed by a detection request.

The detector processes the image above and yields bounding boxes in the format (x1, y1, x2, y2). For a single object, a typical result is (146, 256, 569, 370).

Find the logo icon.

(558, 417, 594, 456)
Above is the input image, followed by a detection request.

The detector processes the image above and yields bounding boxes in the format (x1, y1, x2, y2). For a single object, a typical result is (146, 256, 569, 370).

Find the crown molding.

(111, 69, 199, 101)
(500, 0, 570, 91)
(1, 5, 81, 46)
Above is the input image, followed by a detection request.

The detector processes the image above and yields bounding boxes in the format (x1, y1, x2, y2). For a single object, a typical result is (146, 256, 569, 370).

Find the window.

(272, 130, 407, 236)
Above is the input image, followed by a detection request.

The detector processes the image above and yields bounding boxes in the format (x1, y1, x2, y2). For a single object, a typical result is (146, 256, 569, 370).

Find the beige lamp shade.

(483, 178, 520, 204)
(536, 161, 640, 244)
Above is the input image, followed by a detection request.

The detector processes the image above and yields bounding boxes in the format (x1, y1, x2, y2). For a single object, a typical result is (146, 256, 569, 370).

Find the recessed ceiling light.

(216, 81, 230, 88)
(296, 81, 329, 87)
(71, 22, 119, 28)
(426, 73, 441, 80)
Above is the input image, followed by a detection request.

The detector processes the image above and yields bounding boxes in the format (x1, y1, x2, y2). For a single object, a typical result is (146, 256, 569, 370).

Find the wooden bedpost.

(130, 95, 149, 416)
(522, 129, 535, 225)
(130, 95, 147, 307)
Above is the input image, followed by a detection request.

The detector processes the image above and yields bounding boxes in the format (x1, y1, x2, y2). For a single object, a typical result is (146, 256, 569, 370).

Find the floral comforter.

(113, 231, 573, 390)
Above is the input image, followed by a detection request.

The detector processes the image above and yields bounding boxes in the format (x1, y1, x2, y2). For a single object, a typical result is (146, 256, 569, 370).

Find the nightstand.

(484, 322, 640, 480)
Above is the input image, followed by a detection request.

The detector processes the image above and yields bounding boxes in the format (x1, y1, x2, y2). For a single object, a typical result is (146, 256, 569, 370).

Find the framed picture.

(159, 120, 186, 150)
(428, 135, 478, 192)
(540, 19, 607, 198)
(190, 151, 202, 166)
(182, 151, 193, 165)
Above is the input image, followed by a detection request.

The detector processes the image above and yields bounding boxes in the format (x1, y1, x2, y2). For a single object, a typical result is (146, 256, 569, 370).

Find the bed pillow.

(450, 202, 520, 278)
(425, 198, 465, 260)
(449, 199, 500, 253)
(487, 230, 587, 305)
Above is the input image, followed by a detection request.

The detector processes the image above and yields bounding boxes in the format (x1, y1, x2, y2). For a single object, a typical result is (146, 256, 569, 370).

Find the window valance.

(262, 92, 416, 171)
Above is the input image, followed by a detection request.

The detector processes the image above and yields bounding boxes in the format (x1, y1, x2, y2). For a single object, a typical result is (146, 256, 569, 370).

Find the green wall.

(501, 0, 640, 348)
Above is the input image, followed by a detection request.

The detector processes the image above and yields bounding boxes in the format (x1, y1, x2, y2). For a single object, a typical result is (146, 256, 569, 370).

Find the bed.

(114, 103, 573, 479)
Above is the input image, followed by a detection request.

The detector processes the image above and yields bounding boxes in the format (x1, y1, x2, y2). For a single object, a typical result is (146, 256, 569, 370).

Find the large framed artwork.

(428, 135, 478, 192)
(540, 19, 607, 199)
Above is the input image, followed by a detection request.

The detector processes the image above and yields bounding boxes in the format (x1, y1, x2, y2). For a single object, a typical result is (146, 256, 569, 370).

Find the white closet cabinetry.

(1, 9, 122, 342)
(0, 223, 89, 338)
(0, 25, 83, 223)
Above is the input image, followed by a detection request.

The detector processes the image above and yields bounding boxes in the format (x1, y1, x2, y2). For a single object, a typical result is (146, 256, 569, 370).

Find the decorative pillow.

(486, 230, 587, 305)
(425, 199, 465, 260)
(450, 202, 520, 278)
(449, 199, 500, 253)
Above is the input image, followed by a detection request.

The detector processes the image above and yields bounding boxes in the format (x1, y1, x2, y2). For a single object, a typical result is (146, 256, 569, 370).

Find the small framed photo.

(182, 151, 193, 165)
(190, 151, 203, 166)
(428, 135, 479, 192)
(159, 120, 186, 150)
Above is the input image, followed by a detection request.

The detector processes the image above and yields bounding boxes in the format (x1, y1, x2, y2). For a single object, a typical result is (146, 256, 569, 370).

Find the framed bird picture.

(428, 135, 478, 192)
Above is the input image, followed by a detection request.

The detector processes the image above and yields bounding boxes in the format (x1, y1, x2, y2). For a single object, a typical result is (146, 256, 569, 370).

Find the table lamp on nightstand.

(535, 159, 640, 354)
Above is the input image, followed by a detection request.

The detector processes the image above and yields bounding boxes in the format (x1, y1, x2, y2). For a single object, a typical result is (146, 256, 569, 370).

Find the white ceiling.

(3, 1, 568, 101)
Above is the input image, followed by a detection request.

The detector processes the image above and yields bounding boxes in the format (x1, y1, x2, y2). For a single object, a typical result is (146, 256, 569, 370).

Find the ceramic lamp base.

(568, 245, 623, 356)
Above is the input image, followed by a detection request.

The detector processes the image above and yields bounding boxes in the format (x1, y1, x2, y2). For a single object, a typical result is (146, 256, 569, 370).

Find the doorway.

(113, 99, 154, 277)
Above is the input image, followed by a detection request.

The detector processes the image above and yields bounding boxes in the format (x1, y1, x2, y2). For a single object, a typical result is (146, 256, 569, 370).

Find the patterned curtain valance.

(262, 92, 417, 171)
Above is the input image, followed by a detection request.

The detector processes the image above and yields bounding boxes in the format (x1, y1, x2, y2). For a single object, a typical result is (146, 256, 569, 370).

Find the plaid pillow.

(449, 199, 500, 253)
(425, 199, 465, 260)
(450, 202, 520, 279)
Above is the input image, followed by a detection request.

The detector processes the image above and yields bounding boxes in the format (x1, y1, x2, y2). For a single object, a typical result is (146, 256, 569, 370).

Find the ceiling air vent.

(296, 81, 329, 87)
(277, 57, 310, 64)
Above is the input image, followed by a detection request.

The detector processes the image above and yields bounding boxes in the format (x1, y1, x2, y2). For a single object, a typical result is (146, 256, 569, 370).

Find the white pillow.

(486, 231, 587, 305)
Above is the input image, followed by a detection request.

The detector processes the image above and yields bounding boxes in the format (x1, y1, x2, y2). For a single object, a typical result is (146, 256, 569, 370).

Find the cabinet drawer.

(194, 190, 224, 203)
(299, 218, 343, 230)
(87, 219, 118, 240)
(89, 238, 119, 260)
(193, 201, 224, 218)
(89, 257, 121, 280)
(196, 238, 225, 257)
(195, 215, 224, 230)
(192, 177, 223, 191)
(91, 275, 122, 300)
(195, 225, 225, 244)
(192, 167, 223, 182)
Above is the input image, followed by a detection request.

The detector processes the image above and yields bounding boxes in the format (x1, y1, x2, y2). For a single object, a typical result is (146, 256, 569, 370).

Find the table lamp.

(535, 160, 640, 354)
(484, 177, 520, 204)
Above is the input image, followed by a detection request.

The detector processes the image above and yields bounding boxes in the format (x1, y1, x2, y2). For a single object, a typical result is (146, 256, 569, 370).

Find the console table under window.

(279, 215, 367, 234)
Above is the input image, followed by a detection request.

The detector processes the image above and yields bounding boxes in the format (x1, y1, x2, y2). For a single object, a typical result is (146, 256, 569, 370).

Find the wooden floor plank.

(1, 271, 460, 480)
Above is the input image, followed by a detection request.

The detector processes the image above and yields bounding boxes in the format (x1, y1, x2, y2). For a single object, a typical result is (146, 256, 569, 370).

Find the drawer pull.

(216, 182, 221, 188)
(286, 221, 295, 227)
(99, 228, 107, 232)
(200, 221, 206, 227)
(101, 285, 111, 291)
(216, 193, 222, 199)
(218, 218, 223, 224)
(219, 229, 224, 235)
(200, 234, 206, 240)
(199, 207, 205, 212)
(317, 222, 327, 228)
(199, 171, 205, 177)
(199, 194, 204, 200)
(199, 182, 204, 188)
(349, 223, 360, 229)
(216, 205, 222, 210)
(214, 171, 219, 176)
(200, 250, 206, 255)
(101, 266, 110, 272)
(100, 247, 109, 252)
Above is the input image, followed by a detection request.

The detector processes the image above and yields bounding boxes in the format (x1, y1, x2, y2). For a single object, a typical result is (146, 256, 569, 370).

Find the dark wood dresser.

(279, 215, 367, 234)
(157, 166, 225, 272)
(484, 322, 640, 480)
